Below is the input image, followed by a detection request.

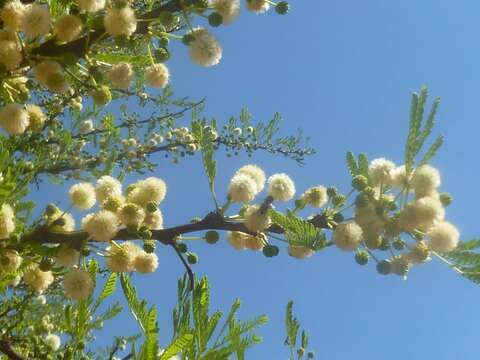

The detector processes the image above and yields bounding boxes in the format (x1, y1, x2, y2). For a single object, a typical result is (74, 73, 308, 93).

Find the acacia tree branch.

(0, 339, 29, 360)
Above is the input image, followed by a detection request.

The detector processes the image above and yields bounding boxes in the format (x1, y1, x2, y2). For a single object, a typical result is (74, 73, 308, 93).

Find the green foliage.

(284, 301, 313, 360)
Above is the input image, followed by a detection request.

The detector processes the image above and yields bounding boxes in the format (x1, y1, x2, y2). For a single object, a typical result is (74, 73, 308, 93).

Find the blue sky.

(34, 0, 480, 358)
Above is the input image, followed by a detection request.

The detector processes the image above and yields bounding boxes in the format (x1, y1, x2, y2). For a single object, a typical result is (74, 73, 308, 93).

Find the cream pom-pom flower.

(390, 165, 410, 188)
(227, 231, 248, 250)
(212, 0, 240, 24)
(411, 164, 441, 198)
(63, 268, 94, 300)
(236, 164, 266, 193)
(104, 7, 137, 37)
(302, 186, 328, 208)
(134, 251, 159, 273)
(69, 182, 96, 210)
(427, 221, 460, 252)
(54, 14, 83, 43)
(145, 63, 170, 88)
(0, 40, 22, 70)
(246, 0, 270, 14)
(267, 173, 296, 202)
(333, 222, 363, 251)
(1, 0, 26, 30)
(82, 210, 119, 242)
(21, 4, 51, 38)
(23, 264, 54, 293)
(108, 62, 134, 89)
(0, 103, 29, 135)
(46, 208, 75, 232)
(45, 334, 61, 351)
(1, 250, 22, 272)
(244, 205, 271, 232)
(96, 175, 123, 203)
(228, 173, 258, 203)
(76, 0, 105, 13)
(106, 241, 141, 272)
(188, 27, 222, 67)
(368, 158, 395, 186)
(127, 177, 167, 206)
(101, 194, 125, 212)
(34, 60, 63, 88)
(56, 244, 80, 267)
(26, 104, 46, 133)
(144, 209, 164, 230)
(288, 245, 315, 259)
(398, 196, 445, 232)
(0, 203, 15, 240)
(118, 203, 145, 227)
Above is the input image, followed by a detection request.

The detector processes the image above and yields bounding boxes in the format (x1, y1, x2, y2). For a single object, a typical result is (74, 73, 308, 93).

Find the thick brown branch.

(0, 340, 29, 360)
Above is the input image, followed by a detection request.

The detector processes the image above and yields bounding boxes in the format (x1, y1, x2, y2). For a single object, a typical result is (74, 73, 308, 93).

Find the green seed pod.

(376, 260, 391, 275)
(143, 240, 156, 253)
(205, 230, 220, 244)
(351, 175, 368, 191)
(177, 242, 188, 253)
(39, 257, 54, 271)
(208, 12, 223, 27)
(187, 253, 198, 264)
(263, 245, 279, 257)
(275, 1, 290, 14)
(355, 251, 369, 265)
(439, 192, 453, 206)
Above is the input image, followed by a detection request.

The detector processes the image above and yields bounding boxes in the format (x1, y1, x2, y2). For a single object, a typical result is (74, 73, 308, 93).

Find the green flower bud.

(376, 260, 391, 275)
(89, 66, 104, 83)
(332, 194, 346, 207)
(355, 251, 369, 265)
(354, 193, 369, 208)
(205, 230, 220, 244)
(81, 248, 91, 257)
(158, 36, 170, 47)
(143, 240, 156, 253)
(297, 348, 305, 357)
(326, 186, 338, 198)
(379, 238, 390, 251)
(332, 213, 344, 223)
(139, 228, 152, 240)
(126, 224, 138, 234)
(392, 239, 405, 250)
(187, 252, 198, 264)
(177, 242, 188, 253)
(365, 234, 382, 249)
(294, 198, 306, 210)
(307, 351, 315, 359)
(154, 48, 171, 63)
(275, 1, 290, 15)
(363, 187, 376, 198)
(412, 229, 424, 241)
(263, 244, 279, 257)
(159, 11, 175, 26)
(182, 33, 196, 46)
(439, 192, 453, 207)
(39, 257, 54, 271)
(146, 202, 158, 213)
(90, 86, 112, 106)
(351, 175, 368, 191)
(387, 201, 398, 211)
(208, 12, 223, 27)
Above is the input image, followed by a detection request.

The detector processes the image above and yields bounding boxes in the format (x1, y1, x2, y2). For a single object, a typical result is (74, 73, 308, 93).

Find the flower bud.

(439, 192, 452, 207)
(187, 252, 198, 264)
(262, 244, 279, 257)
(275, 1, 289, 14)
(376, 260, 391, 275)
(208, 12, 223, 27)
(351, 175, 368, 191)
(205, 230, 220, 244)
(143, 240, 156, 253)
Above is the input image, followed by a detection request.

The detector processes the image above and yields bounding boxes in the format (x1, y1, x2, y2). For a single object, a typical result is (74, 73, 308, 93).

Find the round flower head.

(0, 103, 29, 135)
(390, 256, 410, 278)
(69, 182, 96, 210)
(411, 164, 441, 198)
(82, 210, 119, 242)
(246, 0, 270, 14)
(64, 268, 94, 300)
(333, 222, 363, 251)
(245, 233, 265, 251)
(354, 204, 384, 236)
(54, 14, 83, 43)
(134, 251, 159, 273)
(390, 165, 410, 188)
(288, 245, 315, 259)
(56, 244, 80, 267)
(127, 177, 167, 207)
(1, 250, 22, 272)
(302, 186, 328, 208)
(26, 104, 46, 133)
(0, 40, 22, 70)
(108, 62, 134, 90)
(47, 209, 75, 232)
(34, 60, 63, 88)
(76, 0, 105, 12)
(267, 173, 295, 202)
(244, 204, 271, 232)
(236, 164, 266, 193)
(23, 264, 54, 293)
(106, 241, 141, 272)
(144, 209, 163, 230)
(21, 4, 51, 38)
(227, 231, 248, 250)
(145, 63, 170, 88)
(101, 194, 125, 212)
(398, 196, 445, 232)
(228, 173, 258, 203)
(44, 334, 61, 351)
(118, 203, 145, 227)
(104, 7, 137, 37)
(1, 1, 26, 30)
(368, 158, 395, 186)
(188, 27, 222, 67)
(212, 0, 240, 24)
(427, 221, 460, 252)
(0, 203, 15, 240)
(96, 175, 122, 203)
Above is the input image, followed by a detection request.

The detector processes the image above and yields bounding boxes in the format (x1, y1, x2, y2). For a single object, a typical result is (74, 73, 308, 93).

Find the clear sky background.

(34, 0, 480, 358)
